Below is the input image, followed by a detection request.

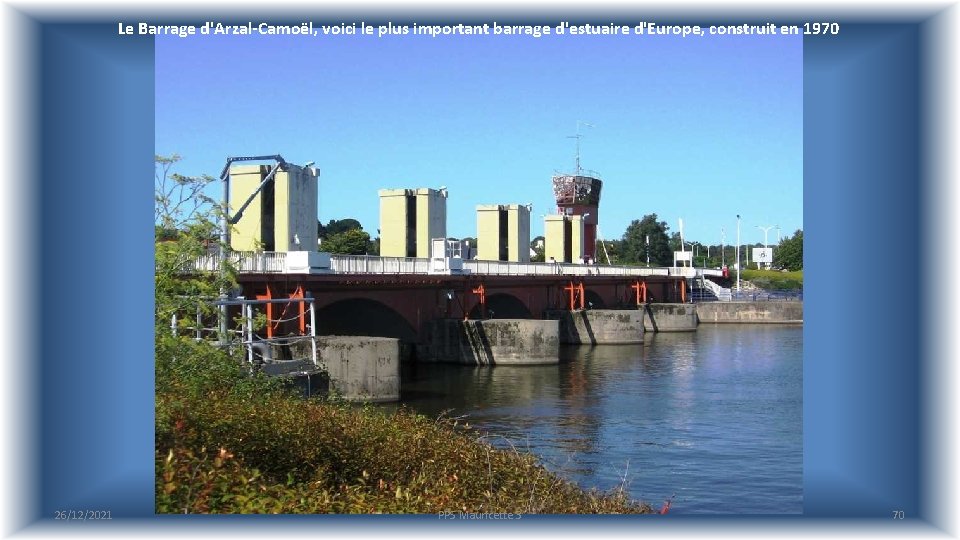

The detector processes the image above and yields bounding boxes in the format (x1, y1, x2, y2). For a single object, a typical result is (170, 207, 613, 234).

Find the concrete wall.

(508, 205, 531, 263)
(422, 319, 559, 365)
(548, 309, 644, 345)
(696, 301, 803, 324)
(643, 303, 699, 332)
(276, 165, 319, 252)
(317, 336, 400, 402)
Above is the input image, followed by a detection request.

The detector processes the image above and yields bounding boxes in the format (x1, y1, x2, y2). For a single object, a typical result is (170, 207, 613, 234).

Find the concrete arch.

(585, 289, 606, 309)
(314, 298, 418, 343)
(469, 293, 533, 319)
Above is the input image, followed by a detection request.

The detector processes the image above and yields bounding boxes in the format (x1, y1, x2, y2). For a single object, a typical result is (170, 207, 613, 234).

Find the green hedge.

(740, 269, 803, 290)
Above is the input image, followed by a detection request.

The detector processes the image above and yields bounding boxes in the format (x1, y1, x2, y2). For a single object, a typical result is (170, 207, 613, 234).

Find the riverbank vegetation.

(155, 336, 655, 514)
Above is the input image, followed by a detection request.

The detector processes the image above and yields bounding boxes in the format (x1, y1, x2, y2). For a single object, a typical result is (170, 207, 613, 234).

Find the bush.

(156, 339, 653, 514)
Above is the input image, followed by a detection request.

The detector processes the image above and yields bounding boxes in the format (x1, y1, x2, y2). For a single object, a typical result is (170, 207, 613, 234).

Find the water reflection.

(394, 325, 802, 514)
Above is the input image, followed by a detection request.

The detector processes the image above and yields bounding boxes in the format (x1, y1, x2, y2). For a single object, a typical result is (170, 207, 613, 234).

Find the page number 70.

(892, 510, 905, 519)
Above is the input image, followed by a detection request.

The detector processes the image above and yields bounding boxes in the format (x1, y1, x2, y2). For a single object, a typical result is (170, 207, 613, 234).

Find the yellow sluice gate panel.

(274, 169, 290, 253)
(228, 164, 269, 252)
(378, 189, 409, 257)
(476, 205, 502, 261)
(544, 215, 566, 263)
(570, 215, 585, 263)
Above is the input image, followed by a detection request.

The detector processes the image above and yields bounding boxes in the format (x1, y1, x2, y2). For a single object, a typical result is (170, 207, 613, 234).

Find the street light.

(757, 225, 775, 269)
(721, 227, 726, 267)
(737, 214, 740, 295)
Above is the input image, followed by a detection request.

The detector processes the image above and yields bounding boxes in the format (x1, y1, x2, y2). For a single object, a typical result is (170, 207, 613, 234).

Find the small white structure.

(428, 238, 468, 275)
(283, 251, 332, 274)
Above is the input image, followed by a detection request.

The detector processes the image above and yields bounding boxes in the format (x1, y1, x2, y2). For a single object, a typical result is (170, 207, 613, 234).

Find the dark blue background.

(22, 11, 941, 531)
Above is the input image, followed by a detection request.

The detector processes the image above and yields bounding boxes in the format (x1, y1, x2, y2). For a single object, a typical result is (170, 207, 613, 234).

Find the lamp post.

(737, 214, 740, 294)
(721, 227, 725, 267)
(757, 225, 775, 269)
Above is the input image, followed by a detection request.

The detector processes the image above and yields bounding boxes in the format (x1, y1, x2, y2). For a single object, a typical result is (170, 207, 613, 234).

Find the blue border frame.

(9, 7, 951, 535)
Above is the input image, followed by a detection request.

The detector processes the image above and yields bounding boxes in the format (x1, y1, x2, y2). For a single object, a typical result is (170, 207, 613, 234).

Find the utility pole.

(721, 227, 725, 267)
(737, 214, 740, 294)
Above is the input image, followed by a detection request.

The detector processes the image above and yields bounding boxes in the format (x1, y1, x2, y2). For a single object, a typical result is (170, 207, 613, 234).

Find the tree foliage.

(620, 214, 672, 266)
(530, 236, 545, 263)
(322, 228, 372, 255)
(154, 155, 237, 341)
(318, 218, 363, 239)
(155, 154, 217, 233)
(775, 229, 803, 271)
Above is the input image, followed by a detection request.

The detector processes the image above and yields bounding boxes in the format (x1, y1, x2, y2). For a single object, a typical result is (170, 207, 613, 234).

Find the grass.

(740, 268, 803, 290)
(156, 335, 655, 514)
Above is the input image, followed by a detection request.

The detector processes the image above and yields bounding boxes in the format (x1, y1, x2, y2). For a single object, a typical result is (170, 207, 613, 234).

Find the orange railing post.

(255, 285, 274, 338)
(289, 285, 306, 334)
(470, 283, 486, 319)
(563, 281, 574, 311)
(630, 280, 648, 306)
(563, 281, 585, 310)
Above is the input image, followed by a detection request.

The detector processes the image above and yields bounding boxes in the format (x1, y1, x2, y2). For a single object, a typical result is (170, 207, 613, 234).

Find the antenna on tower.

(566, 120, 593, 176)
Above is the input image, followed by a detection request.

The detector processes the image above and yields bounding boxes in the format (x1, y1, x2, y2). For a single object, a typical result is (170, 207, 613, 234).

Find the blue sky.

(156, 28, 802, 247)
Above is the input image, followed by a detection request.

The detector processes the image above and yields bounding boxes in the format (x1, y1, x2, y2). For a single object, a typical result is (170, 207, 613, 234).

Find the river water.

(396, 324, 802, 514)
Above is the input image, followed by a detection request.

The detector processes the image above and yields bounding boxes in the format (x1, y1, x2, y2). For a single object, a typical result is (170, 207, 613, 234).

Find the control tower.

(552, 174, 602, 262)
(551, 123, 603, 262)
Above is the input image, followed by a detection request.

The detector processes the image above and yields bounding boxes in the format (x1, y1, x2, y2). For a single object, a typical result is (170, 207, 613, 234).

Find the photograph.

(154, 20, 802, 515)
(1, 1, 956, 538)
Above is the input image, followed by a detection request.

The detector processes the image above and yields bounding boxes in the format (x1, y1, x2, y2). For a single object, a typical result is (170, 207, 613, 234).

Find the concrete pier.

(696, 301, 803, 324)
(643, 303, 699, 332)
(422, 319, 560, 365)
(547, 309, 644, 345)
(316, 336, 400, 402)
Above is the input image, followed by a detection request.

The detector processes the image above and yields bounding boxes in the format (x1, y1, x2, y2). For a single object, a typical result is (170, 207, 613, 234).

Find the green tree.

(530, 236, 545, 262)
(322, 228, 372, 255)
(597, 239, 622, 265)
(620, 214, 671, 266)
(317, 218, 363, 239)
(155, 154, 216, 233)
(775, 229, 803, 271)
(154, 155, 234, 333)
